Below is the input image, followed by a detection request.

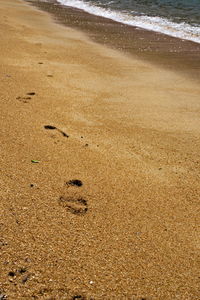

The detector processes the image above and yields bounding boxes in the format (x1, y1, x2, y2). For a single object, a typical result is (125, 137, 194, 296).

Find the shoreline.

(1, 0, 200, 299)
(55, 0, 200, 45)
(26, 0, 200, 81)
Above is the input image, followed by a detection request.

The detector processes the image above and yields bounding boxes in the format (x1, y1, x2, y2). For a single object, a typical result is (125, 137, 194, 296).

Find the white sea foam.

(57, 0, 200, 44)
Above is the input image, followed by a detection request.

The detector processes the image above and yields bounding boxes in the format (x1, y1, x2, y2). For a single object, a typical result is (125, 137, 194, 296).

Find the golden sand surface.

(0, 0, 200, 299)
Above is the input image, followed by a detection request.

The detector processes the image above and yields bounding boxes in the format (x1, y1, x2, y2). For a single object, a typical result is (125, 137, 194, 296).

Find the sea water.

(57, 0, 200, 43)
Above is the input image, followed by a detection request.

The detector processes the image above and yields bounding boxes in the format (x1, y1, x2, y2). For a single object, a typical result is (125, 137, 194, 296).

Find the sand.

(0, 0, 200, 299)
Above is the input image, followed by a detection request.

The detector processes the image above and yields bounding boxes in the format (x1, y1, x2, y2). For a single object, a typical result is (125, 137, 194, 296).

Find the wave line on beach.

(57, 0, 200, 43)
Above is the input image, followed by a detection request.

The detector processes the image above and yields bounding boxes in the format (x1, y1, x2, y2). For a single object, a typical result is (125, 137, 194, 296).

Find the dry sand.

(0, 0, 200, 299)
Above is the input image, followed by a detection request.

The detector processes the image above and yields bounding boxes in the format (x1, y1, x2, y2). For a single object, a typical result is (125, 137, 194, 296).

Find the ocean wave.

(57, 0, 200, 43)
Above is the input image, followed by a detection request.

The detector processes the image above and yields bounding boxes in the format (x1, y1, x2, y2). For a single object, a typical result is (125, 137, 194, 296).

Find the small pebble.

(8, 271, 15, 277)
(18, 268, 26, 274)
(67, 179, 83, 187)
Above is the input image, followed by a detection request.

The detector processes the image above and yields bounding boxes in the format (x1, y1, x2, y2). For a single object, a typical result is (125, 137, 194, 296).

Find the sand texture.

(0, 0, 200, 299)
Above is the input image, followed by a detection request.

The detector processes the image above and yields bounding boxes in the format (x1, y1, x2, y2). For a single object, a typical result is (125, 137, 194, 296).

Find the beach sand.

(0, 0, 200, 299)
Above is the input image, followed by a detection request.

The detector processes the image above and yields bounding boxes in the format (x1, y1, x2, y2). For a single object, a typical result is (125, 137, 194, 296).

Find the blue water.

(91, 0, 200, 26)
(58, 0, 200, 43)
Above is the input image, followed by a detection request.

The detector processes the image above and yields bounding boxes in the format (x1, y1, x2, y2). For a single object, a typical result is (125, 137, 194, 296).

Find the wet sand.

(27, 0, 200, 81)
(0, 0, 200, 299)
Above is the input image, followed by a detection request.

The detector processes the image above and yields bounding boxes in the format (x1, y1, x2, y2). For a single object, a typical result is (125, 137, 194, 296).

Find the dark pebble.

(8, 271, 15, 277)
(67, 179, 83, 187)
(18, 268, 26, 274)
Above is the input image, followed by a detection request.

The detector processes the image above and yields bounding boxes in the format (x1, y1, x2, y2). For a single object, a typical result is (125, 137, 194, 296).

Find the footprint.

(72, 296, 86, 300)
(16, 92, 35, 103)
(44, 125, 69, 138)
(32, 287, 70, 298)
(16, 96, 31, 103)
(66, 179, 83, 187)
(27, 92, 36, 96)
(8, 268, 31, 284)
(44, 125, 56, 130)
(58, 196, 88, 215)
